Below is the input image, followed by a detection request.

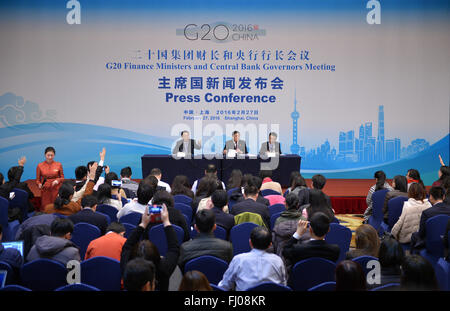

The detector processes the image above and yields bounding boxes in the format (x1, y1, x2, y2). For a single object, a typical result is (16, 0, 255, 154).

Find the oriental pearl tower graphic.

(290, 90, 300, 155)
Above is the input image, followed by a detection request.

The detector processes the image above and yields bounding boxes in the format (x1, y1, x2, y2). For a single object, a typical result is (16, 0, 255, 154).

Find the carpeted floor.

(335, 214, 364, 248)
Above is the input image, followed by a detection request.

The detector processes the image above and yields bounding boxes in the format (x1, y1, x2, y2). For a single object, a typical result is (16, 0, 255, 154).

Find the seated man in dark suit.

(223, 130, 248, 155)
(68, 195, 108, 235)
(230, 174, 270, 207)
(210, 189, 235, 236)
(230, 176, 270, 229)
(178, 209, 233, 270)
(410, 186, 450, 252)
(259, 132, 282, 156)
(282, 212, 340, 272)
(172, 130, 202, 158)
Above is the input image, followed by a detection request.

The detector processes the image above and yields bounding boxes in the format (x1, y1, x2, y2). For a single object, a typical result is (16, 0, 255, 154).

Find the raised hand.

(18, 156, 26, 166)
(439, 154, 445, 166)
(100, 147, 106, 162)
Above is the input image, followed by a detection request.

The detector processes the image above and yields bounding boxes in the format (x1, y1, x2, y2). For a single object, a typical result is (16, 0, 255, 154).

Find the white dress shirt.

(116, 199, 146, 220)
(158, 180, 171, 193)
(218, 248, 287, 291)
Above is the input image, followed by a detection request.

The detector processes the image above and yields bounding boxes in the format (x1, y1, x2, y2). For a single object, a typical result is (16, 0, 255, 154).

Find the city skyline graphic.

(289, 94, 431, 170)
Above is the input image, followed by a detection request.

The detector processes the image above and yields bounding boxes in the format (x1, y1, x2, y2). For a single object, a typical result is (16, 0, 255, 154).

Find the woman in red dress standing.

(36, 146, 64, 211)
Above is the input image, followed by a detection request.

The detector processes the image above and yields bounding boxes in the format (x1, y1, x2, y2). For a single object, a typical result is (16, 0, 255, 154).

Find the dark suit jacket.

(178, 232, 233, 269)
(144, 207, 190, 242)
(230, 198, 270, 229)
(172, 139, 201, 155)
(259, 141, 282, 155)
(417, 202, 450, 239)
(211, 206, 235, 235)
(0, 166, 25, 199)
(282, 237, 341, 266)
(68, 208, 109, 235)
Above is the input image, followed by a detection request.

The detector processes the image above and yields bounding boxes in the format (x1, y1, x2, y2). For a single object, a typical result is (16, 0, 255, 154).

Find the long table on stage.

(141, 154, 301, 187)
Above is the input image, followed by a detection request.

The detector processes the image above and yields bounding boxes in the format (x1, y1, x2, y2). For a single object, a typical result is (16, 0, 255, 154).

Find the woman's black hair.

(54, 182, 74, 210)
(44, 146, 56, 154)
(439, 166, 450, 181)
(393, 175, 408, 193)
(291, 174, 307, 189)
(407, 169, 425, 188)
(401, 255, 439, 291)
(227, 169, 243, 189)
(97, 183, 112, 204)
(374, 170, 387, 191)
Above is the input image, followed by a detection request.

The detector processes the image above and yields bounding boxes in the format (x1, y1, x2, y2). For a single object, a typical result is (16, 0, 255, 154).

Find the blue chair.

(192, 225, 227, 240)
(0, 261, 15, 285)
(119, 212, 142, 226)
(184, 255, 229, 285)
(0, 197, 20, 241)
(268, 204, 285, 217)
(148, 224, 184, 256)
(435, 258, 449, 291)
(174, 194, 193, 206)
(370, 283, 401, 291)
(325, 223, 352, 262)
(307, 281, 336, 291)
(419, 215, 450, 267)
(352, 256, 379, 279)
(55, 283, 101, 291)
(80, 256, 121, 291)
(20, 259, 67, 291)
(112, 195, 129, 207)
(386, 196, 408, 231)
(290, 257, 336, 291)
(270, 211, 283, 230)
(11, 188, 30, 221)
(247, 282, 292, 291)
(230, 222, 258, 256)
(96, 204, 118, 223)
(96, 212, 111, 225)
(0, 284, 32, 291)
(283, 189, 289, 197)
(122, 222, 136, 238)
(210, 283, 225, 291)
(174, 202, 193, 225)
(261, 189, 281, 197)
(368, 189, 389, 233)
(71, 222, 101, 260)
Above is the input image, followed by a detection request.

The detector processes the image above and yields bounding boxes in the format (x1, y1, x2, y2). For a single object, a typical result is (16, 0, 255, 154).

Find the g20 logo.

(177, 22, 266, 43)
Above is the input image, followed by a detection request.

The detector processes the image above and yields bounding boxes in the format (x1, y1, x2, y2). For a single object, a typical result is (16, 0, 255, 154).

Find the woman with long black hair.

(363, 170, 394, 223)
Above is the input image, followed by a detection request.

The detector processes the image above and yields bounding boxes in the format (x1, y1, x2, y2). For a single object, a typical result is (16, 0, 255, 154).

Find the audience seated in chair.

(272, 193, 305, 257)
(209, 190, 235, 236)
(218, 226, 286, 291)
(376, 236, 405, 288)
(117, 180, 154, 220)
(68, 195, 108, 235)
(230, 176, 270, 229)
(282, 212, 340, 270)
(345, 224, 380, 260)
(26, 217, 80, 265)
(363, 170, 394, 223)
(178, 209, 233, 269)
(400, 254, 439, 291)
(391, 183, 431, 244)
(0, 224, 23, 273)
(149, 168, 171, 193)
(84, 222, 126, 261)
(259, 170, 282, 195)
(382, 175, 408, 223)
(410, 186, 450, 253)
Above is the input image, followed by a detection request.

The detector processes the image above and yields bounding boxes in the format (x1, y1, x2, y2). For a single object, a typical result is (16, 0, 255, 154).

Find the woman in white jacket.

(391, 183, 431, 244)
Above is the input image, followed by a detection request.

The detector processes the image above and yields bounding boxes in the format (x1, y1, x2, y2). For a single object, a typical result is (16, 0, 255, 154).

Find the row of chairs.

(0, 255, 402, 291)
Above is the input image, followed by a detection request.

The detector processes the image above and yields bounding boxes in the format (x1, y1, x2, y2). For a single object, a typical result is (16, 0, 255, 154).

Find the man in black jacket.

(172, 130, 202, 157)
(282, 212, 340, 270)
(68, 195, 108, 235)
(410, 186, 450, 252)
(178, 209, 233, 270)
(210, 190, 235, 236)
(230, 176, 270, 228)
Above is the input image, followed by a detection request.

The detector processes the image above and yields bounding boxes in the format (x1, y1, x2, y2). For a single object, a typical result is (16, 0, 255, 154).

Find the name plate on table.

(227, 150, 237, 158)
(176, 152, 186, 158)
(267, 152, 277, 158)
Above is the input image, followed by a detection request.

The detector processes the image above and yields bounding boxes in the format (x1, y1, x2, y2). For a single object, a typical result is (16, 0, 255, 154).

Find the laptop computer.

(1, 241, 24, 257)
(0, 270, 7, 288)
